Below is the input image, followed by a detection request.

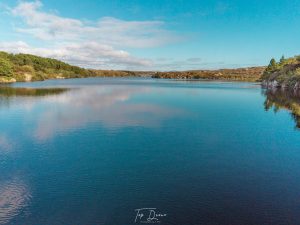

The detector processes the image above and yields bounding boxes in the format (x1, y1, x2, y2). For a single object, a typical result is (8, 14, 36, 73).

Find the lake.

(1, 78, 300, 225)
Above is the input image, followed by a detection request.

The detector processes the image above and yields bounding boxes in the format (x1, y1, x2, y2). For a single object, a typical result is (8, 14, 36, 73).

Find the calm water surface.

(1, 78, 300, 225)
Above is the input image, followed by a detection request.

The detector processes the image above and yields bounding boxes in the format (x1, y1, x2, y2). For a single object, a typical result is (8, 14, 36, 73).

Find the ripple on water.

(0, 178, 31, 225)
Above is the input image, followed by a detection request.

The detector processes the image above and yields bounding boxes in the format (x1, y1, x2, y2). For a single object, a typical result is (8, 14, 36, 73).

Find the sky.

(0, 0, 300, 71)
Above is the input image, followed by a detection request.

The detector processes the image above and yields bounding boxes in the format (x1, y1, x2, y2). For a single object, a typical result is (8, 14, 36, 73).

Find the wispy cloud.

(0, 41, 152, 68)
(0, 0, 182, 69)
(11, 1, 178, 48)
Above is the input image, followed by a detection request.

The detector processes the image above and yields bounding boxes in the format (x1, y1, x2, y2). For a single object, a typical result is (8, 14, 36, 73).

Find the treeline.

(0, 51, 93, 82)
(152, 67, 265, 82)
(0, 50, 267, 83)
(262, 55, 300, 89)
(0, 51, 151, 82)
(91, 70, 152, 77)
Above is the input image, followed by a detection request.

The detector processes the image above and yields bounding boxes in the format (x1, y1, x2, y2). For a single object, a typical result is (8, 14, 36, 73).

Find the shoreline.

(0, 66, 266, 84)
(0, 75, 264, 85)
(0, 51, 266, 84)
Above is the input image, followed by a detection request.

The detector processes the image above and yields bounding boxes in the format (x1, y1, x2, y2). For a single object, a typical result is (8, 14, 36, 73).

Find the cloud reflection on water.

(0, 134, 13, 153)
(0, 85, 183, 141)
(33, 86, 183, 140)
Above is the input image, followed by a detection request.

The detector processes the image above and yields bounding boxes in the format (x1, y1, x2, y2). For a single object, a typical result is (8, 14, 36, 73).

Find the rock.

(294, 82, 300, 90)
(24, 73, 32, 82)
(262, 80, 280, 89)
(281, 83, 287, 90)
(0, 77, 16, 83)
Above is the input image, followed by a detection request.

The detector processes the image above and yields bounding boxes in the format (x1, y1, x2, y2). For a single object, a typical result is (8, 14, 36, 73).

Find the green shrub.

(15, 65, 35, 73)
(33, 71, 46, 81)
(295, 68, 300, 76)
(0, 58, 14, 77)
(0, 51, 10, 59)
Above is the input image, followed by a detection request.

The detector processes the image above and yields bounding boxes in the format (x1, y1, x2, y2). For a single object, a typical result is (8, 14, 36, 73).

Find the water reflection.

(0, 86, 68, 109)
(264, 89, 300, 129)
(0, 85, 183, 141)
(34, 86, 183, 140)
(0, 134, 13, 153)
(0, 177, 31, 225)
(0, 86, 68, 97)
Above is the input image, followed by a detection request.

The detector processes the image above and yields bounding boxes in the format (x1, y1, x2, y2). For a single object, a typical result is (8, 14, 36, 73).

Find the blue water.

(0, 78, 300, 225)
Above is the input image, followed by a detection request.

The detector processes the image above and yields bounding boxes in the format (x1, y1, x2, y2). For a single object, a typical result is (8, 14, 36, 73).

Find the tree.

(266, 58, 277, 72)
(270, 58, 276, 67)
(0, 58, 13, 77)
(280, 55, 285, 64)
(0, 51, 10, 59)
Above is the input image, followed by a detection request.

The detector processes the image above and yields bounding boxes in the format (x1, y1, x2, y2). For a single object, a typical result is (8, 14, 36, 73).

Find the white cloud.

(0, 41, 152, 69)
(11, 1, 177, 48)
(0, 0, 184, 69)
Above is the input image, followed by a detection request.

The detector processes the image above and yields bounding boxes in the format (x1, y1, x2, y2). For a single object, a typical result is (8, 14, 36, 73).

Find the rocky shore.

(262, 80, 300, 91)
(0, 77, 16, 83)
(262, 55, 300, 91)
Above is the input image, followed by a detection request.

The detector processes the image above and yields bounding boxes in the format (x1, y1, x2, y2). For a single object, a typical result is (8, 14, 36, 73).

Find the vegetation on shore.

(92, 67, 266, 81)
(0, 51, 93, 82)
(91, 70, 153, 78)
(152, 67, 265, 81)
(262, 55, 300, 89)
(0, 51, 152, 82)
(0, 50, 265, 83)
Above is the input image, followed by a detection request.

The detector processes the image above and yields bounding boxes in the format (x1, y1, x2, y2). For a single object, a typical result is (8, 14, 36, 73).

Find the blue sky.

(0, 0, 300, 70)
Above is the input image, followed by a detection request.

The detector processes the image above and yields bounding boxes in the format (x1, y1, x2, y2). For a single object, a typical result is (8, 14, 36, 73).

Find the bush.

(294, 68, 300, 76)
(0, 51, 10, 59)
(15, 65, 35, 73)
(0, 58, 14, 77)
(33, 71, 46, 81)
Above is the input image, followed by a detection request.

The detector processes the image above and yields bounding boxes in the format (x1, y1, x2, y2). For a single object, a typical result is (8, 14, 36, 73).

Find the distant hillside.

(0, 51, 153, 83)
(262, 56, 300, 90)
(0, 51, 265, 83)
(0, 51, 93, 83)
(93, 68, 265, 81)
(91, 69, 153, 78)
(152, 67, 265, 82)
